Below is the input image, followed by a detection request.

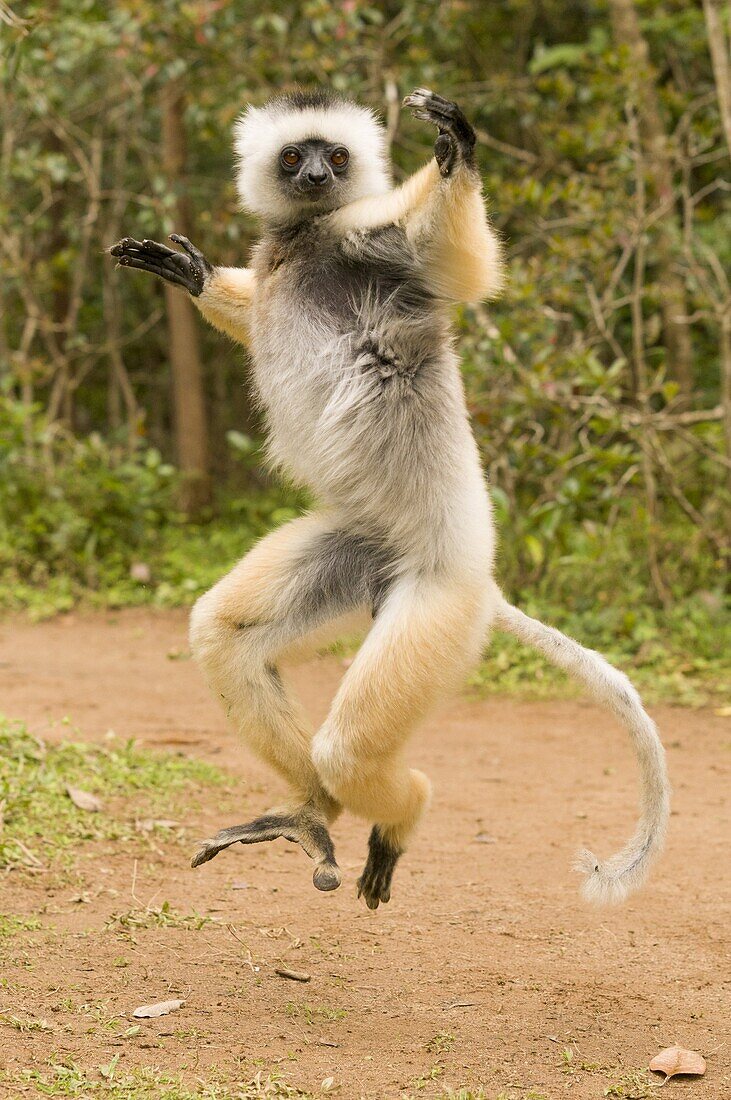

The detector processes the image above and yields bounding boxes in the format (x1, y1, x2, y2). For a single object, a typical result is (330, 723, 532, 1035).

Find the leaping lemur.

(111, 88, 669, 909)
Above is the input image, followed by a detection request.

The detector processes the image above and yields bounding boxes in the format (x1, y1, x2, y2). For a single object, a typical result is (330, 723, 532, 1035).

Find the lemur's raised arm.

(328, 90, 503, 304)
(109, 234, 255, 345)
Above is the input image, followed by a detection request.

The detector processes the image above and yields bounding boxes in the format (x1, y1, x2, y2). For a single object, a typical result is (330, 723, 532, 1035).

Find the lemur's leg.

(188, 516, 387, 891)
(312, 576, 494, 909)
(110, 235, 255, 344)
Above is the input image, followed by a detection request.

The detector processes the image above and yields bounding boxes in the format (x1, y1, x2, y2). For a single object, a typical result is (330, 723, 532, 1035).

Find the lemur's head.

(234, 89, 391, 223)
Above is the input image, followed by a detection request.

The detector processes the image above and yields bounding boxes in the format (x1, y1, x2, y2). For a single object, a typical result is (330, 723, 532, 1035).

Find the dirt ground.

(0, 609, 729, 1099)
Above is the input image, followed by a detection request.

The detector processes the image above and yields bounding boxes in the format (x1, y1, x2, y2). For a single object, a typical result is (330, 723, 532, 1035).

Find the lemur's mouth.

(301, 187, 334, 202)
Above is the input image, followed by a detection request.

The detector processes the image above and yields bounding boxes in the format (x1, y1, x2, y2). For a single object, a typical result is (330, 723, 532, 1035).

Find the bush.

(0, 387, 300, 615)
(0, 389, 177, 597)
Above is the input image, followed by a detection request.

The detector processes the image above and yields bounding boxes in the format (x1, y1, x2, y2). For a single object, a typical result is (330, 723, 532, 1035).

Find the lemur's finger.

(169, 233, 209, 268)
(109, 236, 147, 256)
(402, 87, 434, 108)
(420, 91, 453, 107)
(114, 242, 203, 293)
(116, 255, 192, 290)
(139, 238, 180, 258)
(416, 103, 474, 142)
(116, 242, 190, 269)
(406, 89, 462, 117)
(403, 89, 475, 150)
(404, 89, 460, 119)
(111, 239, 184, 270)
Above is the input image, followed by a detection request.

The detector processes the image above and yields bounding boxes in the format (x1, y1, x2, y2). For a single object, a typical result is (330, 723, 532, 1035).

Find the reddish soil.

(0, 609, 728, 1098)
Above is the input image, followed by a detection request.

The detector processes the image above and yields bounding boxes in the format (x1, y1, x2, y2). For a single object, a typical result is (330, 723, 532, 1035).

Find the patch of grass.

(603, 1069, 654, 1098)
(105, 900, 212, 933)
(0, 914, 42, 937)
(426, 1032, 456, 1055)
(0, 1012, 54, 1032)
(283, 1002, 347, 1026)
(0, 717, 224, 873)
(4, 1062, 314, 1098)
(410, 1064, 446, 1091)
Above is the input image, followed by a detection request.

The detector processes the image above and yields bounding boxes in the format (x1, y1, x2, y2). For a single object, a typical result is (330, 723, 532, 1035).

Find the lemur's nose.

(307, 171, 328, 186)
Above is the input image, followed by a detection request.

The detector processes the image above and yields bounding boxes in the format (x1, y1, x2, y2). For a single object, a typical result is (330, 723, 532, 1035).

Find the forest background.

(2, 0, 729, 704)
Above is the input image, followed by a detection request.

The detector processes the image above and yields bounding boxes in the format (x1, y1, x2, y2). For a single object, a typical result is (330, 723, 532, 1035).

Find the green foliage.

(0, 387, 299, 615)
(0, 914, 42, 938)
(1, 0, 729, 705)
(0, 388, 177, 604)
(0, 391, 727, 702)
(105, 901, 211, 932)
(0, 716, 223, 872)
(5, 1063, 312, 1098)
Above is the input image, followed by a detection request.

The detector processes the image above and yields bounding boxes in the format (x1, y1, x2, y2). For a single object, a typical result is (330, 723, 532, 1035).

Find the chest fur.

(252, 222, 432, 325)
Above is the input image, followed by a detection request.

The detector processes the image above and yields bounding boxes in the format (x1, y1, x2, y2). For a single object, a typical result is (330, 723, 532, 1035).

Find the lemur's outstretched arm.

(328, 89, 503, 304)
(110, 234, 255, 345)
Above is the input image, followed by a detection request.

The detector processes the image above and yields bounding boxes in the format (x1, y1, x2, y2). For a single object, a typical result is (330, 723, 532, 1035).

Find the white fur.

(234, 98, 392, 221)
(494, 595, 670, 904)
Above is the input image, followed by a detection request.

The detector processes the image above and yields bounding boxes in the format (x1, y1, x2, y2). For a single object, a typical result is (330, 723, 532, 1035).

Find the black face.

(278, 138, 350, 202)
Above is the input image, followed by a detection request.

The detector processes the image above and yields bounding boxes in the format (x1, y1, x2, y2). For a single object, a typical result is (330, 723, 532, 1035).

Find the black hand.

(403, 88, 477, 178)
(109, 234, 212, 297)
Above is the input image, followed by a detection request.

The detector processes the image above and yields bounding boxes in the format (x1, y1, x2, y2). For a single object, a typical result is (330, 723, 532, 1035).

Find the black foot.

(402, 88, 477, 177)
(109, 234, 212, 296)
(191, 806, 341, 893)
(356, 826, 403, 910)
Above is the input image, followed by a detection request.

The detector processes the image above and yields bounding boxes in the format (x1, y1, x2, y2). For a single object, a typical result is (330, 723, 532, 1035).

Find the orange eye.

(281, 147, 301, 167)
(331, 148, 349, 167)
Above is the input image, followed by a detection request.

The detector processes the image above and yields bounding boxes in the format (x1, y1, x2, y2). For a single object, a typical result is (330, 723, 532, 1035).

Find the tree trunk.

(703, 0, 731, 160)
(608, 0, 693, 401)
(702, 0, 731, 493)
(719, 315, 731, 500)
(160, 78, 212, 514)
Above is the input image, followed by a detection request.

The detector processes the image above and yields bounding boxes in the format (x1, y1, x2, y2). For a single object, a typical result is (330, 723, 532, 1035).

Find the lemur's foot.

(191, 805, 341, 893)
(402, 88, 476, 177)
(356, 826, 403, 910)
(109, 234, 212, 296)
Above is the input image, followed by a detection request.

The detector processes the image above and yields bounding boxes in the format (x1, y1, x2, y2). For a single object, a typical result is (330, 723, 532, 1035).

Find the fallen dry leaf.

(474, 832, 497, 844)
(132, 999, 185, 1019)
(649, 1045, 706, 1080)
(714, 705, 731, 717)
(66, 786, 102, 812)
(274, 967, 311, 983)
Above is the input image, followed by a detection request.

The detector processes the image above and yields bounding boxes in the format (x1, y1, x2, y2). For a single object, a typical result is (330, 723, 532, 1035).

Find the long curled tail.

(493, 593, 670, 905)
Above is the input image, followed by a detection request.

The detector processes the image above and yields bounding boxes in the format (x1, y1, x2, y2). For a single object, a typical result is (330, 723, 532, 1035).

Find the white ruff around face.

(234, 97, 393, 221)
